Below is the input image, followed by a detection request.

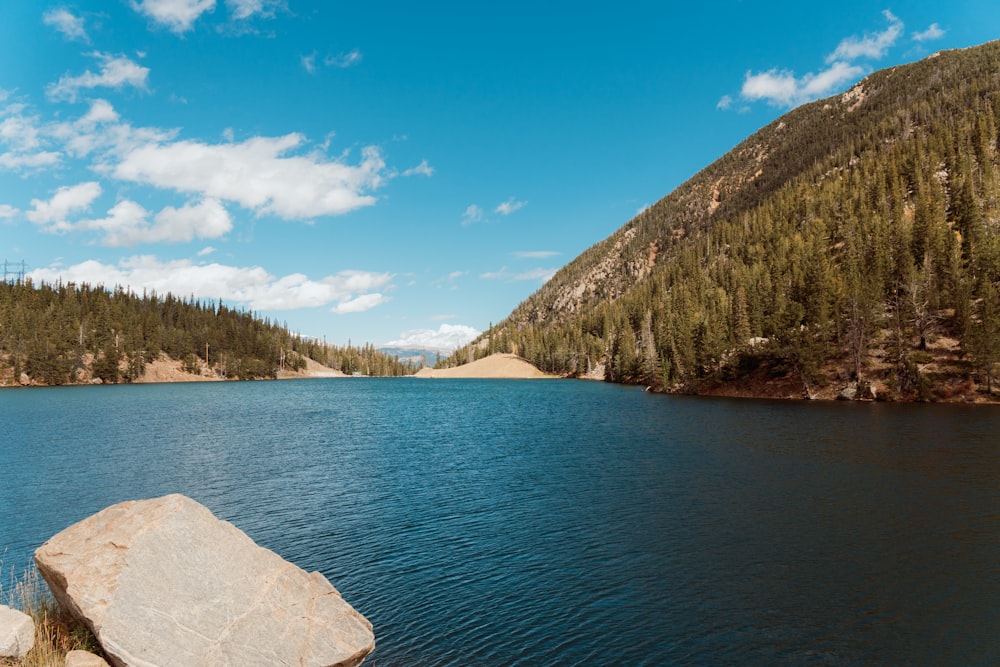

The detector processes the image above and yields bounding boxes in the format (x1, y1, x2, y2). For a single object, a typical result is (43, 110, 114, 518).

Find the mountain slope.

(447, 41, 1000, 401)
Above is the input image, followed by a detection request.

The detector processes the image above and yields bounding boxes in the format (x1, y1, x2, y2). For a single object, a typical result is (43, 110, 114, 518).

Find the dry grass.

(2, 564, 102, 667)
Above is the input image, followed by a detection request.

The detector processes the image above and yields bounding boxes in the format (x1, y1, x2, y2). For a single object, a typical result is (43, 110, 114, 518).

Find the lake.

(1, 379, 998, 665)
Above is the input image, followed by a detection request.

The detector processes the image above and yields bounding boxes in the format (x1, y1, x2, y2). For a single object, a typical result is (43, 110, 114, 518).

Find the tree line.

(0, 280, 417, 385)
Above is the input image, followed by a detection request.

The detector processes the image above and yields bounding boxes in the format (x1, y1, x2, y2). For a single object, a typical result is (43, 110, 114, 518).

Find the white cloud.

(913, 23, 945, 42)
(495, 197, 526, 215)
(332, 293, 388, 314)
(47, 52, 150, 101)
(197, 246, 216, 256)
(301, 52, 317, 74)
(78, 197, 232, 246)
(402, 159, 434, 177)
(461, 204, 484, 226)
(324, 49, 362, 68)
(27, 181, 103, 231)
(131, 0, 216, 33)
(80, 99, 119, 126)
(741, 60, 865, 108)
(43, 8, 88, 42)
(480, 266, 556, 282)
(716, 94, 733, 110)
(113, 134, 386, 219)
(827, 10, 903, 63)
(0, 150, 61, 170)
(384, 323, 481, 350)
(226, 0, 282, 20)
(513, 250, 558, 259)
(0, 204, 20, 219)
(28, 257, 393, 312)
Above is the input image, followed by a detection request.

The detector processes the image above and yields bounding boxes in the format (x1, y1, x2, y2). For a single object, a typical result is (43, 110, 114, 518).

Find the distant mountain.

(445, 41, 1000, 401)
(376, 346, 447, 367)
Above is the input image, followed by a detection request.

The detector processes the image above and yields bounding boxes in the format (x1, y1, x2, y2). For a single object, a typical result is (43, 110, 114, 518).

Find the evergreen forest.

(442, 42, 1000, 401)
(0, 280, 416, 386)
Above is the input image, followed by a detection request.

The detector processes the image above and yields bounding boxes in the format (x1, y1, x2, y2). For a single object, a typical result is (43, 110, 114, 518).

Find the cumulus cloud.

(43, 8, 89, 42)
(723, 11, 911, 111)
(495, 197, 526, 215)
(461, 204, 484, 226)
(131, 0, 216, 33)
(47, 52, 150, 101)
(113, 134, 386, 219)
(913, 23, 945, 42)
(384, 323, 481, 350)
(76, 197, 233, 246)
(27, 181, 103, 231)
(827, 10, 903, 63)
(28, 257, 393, 313)
(0, 204, 19, 219)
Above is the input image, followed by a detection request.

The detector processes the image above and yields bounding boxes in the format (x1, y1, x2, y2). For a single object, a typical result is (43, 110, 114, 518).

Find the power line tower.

(2, 260, 27, 284)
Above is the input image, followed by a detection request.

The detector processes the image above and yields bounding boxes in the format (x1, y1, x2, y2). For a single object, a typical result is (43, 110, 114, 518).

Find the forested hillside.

(444, 42, 1000, 401)
(0, 280, 416, 386)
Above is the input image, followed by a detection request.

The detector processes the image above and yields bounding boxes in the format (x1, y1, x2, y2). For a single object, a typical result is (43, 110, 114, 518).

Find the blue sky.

(1, 1, 996, 349)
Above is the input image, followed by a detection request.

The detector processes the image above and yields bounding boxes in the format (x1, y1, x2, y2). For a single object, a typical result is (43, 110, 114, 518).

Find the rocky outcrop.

(0, 604, 34, 659)
(35, 494, 374, 667)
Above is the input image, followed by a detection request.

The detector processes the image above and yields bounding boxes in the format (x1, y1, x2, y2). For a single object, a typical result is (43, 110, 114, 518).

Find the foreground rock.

(0, 604, 34, 659)
(35, 494, 374, 667)
(65, 650, 111, 667)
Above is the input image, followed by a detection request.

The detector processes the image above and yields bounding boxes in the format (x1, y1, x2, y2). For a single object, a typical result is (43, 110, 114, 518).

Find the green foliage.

(0, 282, 417, 385)
(442, 41, 1000, 398)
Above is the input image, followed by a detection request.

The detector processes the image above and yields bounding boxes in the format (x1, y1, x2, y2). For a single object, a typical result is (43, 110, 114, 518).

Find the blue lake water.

(1, 379, 998, 665)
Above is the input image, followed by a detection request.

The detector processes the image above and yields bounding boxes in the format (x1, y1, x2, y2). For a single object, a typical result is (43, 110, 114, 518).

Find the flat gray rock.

(35, 494, 374, 667)
(0, 604, 34, 659)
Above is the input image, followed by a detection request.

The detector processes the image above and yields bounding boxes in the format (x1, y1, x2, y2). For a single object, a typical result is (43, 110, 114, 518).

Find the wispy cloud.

(402, 159, 434, 177)
(912, 23, 945, 42)
(131, 0, 216, 34)
(513, 250, 558, 259)
(827, 10, 903, 62)
(324, 49, 362, 68)
(47, 52, 150, 102)
(43, 8, 89, 42)
(495, 197, 526, 215)
(480, 266, 556, 282)
(461, 204, 484, 226)
(28, 257, 393, 313)
(225, 0, 283, 21)
(0, 204, 20, 219)
(300, 52, 317, 74)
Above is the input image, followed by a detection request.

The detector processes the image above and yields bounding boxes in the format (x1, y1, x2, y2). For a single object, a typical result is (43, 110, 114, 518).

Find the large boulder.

(35, 494, 374, 667)
(0, 604, 34, 659)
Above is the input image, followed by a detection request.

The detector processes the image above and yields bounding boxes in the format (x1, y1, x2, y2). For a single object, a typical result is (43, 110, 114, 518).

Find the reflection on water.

(1, 381, 998, 665)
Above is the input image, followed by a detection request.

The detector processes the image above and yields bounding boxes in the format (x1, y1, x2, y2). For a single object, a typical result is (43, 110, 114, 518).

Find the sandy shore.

(414, 353, 554, 379)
